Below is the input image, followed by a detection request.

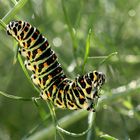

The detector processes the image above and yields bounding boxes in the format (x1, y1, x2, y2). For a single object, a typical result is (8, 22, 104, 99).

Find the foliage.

(0, 0, 140, 140)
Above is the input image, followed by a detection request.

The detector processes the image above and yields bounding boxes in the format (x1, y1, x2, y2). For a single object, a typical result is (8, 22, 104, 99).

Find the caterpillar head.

(93, 71, 105, 89)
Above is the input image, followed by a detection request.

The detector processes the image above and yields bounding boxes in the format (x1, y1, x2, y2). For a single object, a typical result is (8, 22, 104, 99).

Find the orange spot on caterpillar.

(73, 86, 76, 90)
(43, 62, 48, 67)
(48, 93, 51, 98)
(52, 85, 57, 93)
(60, 90, 63, 94)
(35, 67, 39, 73)
(53, 85, 56, 89)
(37, 49, 42, 54)
(24, 43, 28, 49)
(79, 95, 84, 99)
(48, 75, 52, 79)
(31, 37, 34, 42)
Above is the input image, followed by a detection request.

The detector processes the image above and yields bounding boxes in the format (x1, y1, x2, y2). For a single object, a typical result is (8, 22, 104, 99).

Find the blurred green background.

(0, 0, 140, 140)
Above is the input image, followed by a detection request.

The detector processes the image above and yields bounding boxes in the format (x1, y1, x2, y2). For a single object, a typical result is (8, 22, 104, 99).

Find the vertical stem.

(1, 0, 28, 24)
(0, 19, 7, 30)
(61, 0, 78, 66)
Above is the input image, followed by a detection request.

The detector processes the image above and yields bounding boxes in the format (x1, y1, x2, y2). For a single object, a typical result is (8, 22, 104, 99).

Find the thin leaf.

(1, 0, 28, 27)
(100, 52, 118, 64)
(11, 0, 18, 5)
(22, 114, 51, 140)
(88, 52, 118, 60)
(100, 134, 118, 140)
(26, 110, 89, 140)
(0, 19, 7, 30)
(0, 90, 32, 101)
(82, 29, 92, 72)
(86, 112, 95, 140)
(33, 97, 49, 121)
(61, 0, 77, 50)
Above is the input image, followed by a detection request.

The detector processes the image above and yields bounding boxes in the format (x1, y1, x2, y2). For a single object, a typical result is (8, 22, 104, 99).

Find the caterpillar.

(6, 20, 105, 111)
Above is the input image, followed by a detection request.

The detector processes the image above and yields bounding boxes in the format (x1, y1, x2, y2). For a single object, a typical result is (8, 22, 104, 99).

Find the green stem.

(88, 52, 118, 60)
(61, 0, 78, 64)
(22, 114, 51, 140)
(11, 0, 18, 5)
(1, 0, 28, 27)
(0, 91, 32, 101)
(26, 110, 88, 140)
(99, 52, 118, 65)
(82, 29, 92, 73)
(0, 19, 7, 30)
